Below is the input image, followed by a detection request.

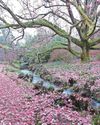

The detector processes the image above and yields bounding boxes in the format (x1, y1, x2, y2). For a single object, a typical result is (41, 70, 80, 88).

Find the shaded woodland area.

(0, 0, 100, 125)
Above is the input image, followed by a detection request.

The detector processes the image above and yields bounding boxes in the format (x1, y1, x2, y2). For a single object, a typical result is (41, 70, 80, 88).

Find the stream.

(32, 73, 59, 90)
(19, 69, 100, 111)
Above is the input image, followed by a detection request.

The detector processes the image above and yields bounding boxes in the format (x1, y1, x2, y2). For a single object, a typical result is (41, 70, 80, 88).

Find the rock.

(35, 65, 52, 82)
(33, 81, 44, 89)
(80, 83, 91, 97)
(40, 68, 50, 77)
(70, 94, 89, 111)
(28, 64, 36, 72)
(52, 77, 63, 86)
(18, 70, 33, 82)
(72, 86, 80, 92)
(54, 97, 66, 107)
(43, 81, 58, 91)
(80, 89, 91, 97)
(32, 75, 43, 84)
(68, 78, 77, 87)
(20, 62, 29, 70)
(55, 88, 64, 93)
(42, 74, 52, 81)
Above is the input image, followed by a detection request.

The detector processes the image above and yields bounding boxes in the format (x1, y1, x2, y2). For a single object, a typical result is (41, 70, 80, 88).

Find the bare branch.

(10, 28, 25, 45)
(0, 0, 26, 27)
(0, 17, 8, 24)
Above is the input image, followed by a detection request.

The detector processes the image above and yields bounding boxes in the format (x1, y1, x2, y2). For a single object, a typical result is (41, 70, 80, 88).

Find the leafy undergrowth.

(0, 64, 93, 125)
(1, 61, 100, 125)
(44, 61, 100, 89)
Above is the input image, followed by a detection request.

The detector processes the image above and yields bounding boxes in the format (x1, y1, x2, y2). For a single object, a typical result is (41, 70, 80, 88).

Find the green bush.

(18, 40, 68, 64)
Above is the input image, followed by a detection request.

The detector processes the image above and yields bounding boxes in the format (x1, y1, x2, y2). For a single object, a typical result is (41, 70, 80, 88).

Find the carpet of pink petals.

(48, 61, 100, 90)
(0, 64, 93, 125)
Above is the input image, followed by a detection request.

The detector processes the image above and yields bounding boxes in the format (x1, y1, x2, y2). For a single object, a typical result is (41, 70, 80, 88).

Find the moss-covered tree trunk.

(81, 41, 90, 62)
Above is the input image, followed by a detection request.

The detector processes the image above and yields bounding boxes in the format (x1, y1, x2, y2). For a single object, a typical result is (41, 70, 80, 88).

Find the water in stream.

(32, 74, 43, 84)
(19, 70, 33, 76)
(32, 73, 59, 90)
(91, 99, 100, 110)
(63, 89, 74, 96)
(19, 69, 100, 110)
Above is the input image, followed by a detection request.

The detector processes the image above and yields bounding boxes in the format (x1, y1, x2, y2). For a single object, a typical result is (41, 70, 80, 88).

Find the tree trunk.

(81, 42, 90, 62)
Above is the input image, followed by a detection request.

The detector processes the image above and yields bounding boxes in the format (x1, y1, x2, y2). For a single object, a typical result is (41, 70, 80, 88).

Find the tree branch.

(0, 0, 26, 27)
(89, 38, 100, 47)
(90, 47, 100, 50)
(0, 18, 82, 47)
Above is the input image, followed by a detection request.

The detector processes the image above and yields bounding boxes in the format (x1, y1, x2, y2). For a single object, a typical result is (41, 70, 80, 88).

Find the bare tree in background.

(0, 0, 100, 62)
(36, 28, 54, 43)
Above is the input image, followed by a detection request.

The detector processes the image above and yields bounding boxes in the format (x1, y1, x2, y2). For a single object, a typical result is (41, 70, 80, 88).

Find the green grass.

(11, 60, 21, 68)
(6, 65, 20, 74)
(44, 61, 73, 70)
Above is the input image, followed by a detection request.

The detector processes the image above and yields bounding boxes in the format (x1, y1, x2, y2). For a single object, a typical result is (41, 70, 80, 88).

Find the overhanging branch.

(89, 38, 100, 47)
(90, 47, 100, 50)
(0, 18, 82, 47)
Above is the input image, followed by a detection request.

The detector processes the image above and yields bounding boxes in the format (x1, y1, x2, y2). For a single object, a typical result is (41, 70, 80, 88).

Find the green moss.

(54, 98, 65, 106)
(44, 75, 52, 81)
(47, 86, 55, 91)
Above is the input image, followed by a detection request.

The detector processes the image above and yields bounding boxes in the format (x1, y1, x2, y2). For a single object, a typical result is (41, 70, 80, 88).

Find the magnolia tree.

(0, 0, 100, 62)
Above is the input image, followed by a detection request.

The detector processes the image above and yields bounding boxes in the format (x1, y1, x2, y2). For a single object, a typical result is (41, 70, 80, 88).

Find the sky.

(1, 0, 38, 43)
(1, 0, 100, 44)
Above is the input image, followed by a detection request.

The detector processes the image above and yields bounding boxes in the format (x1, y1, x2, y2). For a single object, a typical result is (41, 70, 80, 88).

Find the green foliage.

(96, 54, 100, 61)
(24, 40, 68, 64)
(92, 114, 100, 125)
(47, 85, 55, 91)
(6, 66, 20, 74)
(54, 98, 65, 106)
(44, 75, 52, 81)
(11, 60, 21, 68)
(44, 61, 72, 70)
(52, 35, 67, 42)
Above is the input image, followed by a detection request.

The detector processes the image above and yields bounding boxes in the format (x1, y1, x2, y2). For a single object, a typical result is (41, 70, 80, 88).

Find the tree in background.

(25, 28, 54, 47)
(0, 0, 100, 62)
(0, 27, 14, 62)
